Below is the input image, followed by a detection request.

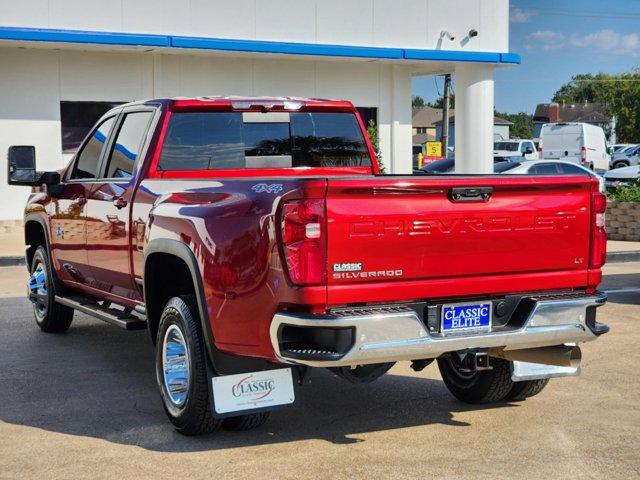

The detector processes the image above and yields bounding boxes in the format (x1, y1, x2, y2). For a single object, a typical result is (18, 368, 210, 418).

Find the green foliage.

(366, 119, 385, 173)
(412, 95, 425, 108)
(609, 180, 640, 202)
(428, 94, 455, 109)
(552, 70, 640, 142)
(494, 110, 534, 139)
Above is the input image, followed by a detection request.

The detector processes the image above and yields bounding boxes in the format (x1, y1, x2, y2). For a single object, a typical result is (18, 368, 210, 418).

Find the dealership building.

(0, 0, 517, 227)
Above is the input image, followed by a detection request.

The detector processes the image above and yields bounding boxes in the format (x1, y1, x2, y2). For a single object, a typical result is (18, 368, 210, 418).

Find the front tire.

(29, 246, 73, 333)
(437, 355, 514, 404)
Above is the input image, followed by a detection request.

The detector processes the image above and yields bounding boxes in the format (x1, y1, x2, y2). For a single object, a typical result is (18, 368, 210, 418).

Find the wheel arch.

(24, 214, 50, 270)
(143, 239, 277, 375)
(144, 239, 210, 349)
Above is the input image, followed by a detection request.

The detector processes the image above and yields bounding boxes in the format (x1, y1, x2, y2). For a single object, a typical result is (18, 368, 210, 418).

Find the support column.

(389, 65, 413, 174)
(454, 64, 495, 174)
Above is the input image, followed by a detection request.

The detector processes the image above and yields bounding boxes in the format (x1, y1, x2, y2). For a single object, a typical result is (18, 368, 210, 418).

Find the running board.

(54, 295, 147, 331)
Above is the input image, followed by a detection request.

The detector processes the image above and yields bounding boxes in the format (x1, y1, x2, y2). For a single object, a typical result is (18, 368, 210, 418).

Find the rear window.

(494, 142, 519, 151)
(158, 111, 371, 170)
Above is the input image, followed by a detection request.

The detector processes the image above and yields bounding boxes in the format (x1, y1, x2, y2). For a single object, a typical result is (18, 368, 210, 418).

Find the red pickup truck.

(9, 97, 608, 435)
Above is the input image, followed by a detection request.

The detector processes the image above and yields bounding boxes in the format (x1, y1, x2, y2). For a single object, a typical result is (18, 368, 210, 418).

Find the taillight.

(581, 146, 587, 163)
(282, 199, 326, 285)
(589, 191, 607, 268)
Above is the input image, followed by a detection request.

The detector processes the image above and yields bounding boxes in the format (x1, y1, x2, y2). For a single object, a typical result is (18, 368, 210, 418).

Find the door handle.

(449, 187, 493, 202)
(113, 197, 128, 209)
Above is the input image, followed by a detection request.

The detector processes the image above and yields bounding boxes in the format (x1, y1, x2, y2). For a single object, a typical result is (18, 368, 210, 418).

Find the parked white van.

(539, 122, 610, 171)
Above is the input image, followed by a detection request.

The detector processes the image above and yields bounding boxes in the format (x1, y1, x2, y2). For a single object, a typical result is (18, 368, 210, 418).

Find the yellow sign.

(426, 141, 442, 157)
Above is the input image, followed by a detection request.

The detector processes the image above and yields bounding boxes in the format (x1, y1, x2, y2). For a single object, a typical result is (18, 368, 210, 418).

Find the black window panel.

(103, 112, 154, 179)
(356, 107, 377, 128)
(60, 101, 124, 153)
(244, 123, 291, 156)
(290, 113, 370, 167)
(158, 113, 244, 170)
(71, 116, 116, 179)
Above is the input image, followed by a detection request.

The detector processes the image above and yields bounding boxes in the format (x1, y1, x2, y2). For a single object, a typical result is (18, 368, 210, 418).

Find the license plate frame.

(209, 368, 295, 418)
(440, 301, 492, 335)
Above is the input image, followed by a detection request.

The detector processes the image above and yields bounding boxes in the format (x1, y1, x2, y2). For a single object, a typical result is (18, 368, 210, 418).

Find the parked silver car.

(610, 144, 640, 169)
(603, 165, 640, 191)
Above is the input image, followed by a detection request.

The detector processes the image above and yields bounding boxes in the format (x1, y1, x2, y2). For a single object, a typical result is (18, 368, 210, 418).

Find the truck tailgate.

(325, 176, 594, 304)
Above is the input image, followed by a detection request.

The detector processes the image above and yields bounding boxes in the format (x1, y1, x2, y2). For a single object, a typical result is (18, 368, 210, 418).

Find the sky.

(411, 0, 640, 114)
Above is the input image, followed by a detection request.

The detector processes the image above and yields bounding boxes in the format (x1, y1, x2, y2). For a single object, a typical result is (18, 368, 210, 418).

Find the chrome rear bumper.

(270, 293, 607, 367)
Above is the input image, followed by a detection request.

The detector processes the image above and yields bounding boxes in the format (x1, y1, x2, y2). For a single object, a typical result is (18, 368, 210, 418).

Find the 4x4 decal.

(251, 183, 283, 194)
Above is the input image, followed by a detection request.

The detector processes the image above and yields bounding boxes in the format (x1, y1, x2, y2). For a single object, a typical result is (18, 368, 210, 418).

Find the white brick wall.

(0, 0, 509, 52)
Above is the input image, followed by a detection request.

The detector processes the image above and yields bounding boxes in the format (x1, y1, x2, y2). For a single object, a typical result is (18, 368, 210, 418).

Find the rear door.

(324, 176, 593, 303)
(85, 108, 156, 301)
(541, 124, 582, 163)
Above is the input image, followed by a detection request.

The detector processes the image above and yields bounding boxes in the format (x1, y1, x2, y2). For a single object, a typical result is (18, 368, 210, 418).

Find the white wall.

(0, 47, 412, 219)
(0, 0, 509, 53)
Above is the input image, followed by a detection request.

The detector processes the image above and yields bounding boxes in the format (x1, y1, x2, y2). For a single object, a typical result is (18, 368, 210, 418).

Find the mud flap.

(207, 366, 296, 419)
(511, 361, 580, 382)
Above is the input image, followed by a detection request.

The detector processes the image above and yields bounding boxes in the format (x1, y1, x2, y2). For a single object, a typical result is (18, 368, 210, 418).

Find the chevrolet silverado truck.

(8, 96, 609, 435)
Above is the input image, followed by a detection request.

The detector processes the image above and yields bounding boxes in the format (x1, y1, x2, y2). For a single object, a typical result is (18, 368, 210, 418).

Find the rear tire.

(156, 295, 271, 435)
(156, 295, 221, 436)
(614, 161, 629, 169)
(437, 355, 513, 404)
(29, 246, 73, 333)
(222, 412, 270, 431)
(504, 378, 549, 402)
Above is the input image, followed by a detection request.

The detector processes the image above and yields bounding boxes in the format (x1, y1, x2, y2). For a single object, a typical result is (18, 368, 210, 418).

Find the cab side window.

(557, 164, 587, 175)
(70, 116, 116, 179)
(103, 111, 154, 179)
(530, 163, 559, 175)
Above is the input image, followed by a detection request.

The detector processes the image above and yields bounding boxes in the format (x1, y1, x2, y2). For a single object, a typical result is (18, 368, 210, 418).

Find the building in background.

(533, 102, 613, 140)
(434, 114, 513, 146)
(0, 0, 517, 229)
(412, 106, 443, 138)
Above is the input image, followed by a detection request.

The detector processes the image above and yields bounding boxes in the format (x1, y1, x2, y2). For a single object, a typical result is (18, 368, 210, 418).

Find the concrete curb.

(0, 251, 639, 268)
(0, 256, 25, 267)
(607, 251, 640, 264)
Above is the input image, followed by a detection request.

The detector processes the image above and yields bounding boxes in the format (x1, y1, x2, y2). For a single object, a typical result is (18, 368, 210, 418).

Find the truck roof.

(119, 96, 355, 110)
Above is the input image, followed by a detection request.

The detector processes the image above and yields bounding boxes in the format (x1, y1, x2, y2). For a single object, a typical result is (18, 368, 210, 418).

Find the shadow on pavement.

(0, 297, 516, 452)
(600, 272, 640, 292)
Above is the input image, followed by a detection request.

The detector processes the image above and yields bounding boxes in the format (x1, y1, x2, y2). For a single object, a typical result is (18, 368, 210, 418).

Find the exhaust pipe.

(489, 345, 581, 368)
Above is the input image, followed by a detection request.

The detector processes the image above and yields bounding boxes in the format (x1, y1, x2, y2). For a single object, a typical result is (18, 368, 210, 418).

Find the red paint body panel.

(22, 97, 605, 363)
(324, 176, 593, 304)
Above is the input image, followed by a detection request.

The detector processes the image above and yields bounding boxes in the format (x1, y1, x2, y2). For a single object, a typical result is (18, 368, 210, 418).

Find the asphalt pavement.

(0, 263, 638, 479)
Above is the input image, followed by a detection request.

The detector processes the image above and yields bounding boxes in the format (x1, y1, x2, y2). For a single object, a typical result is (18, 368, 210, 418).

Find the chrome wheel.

(28, 262, 48, 320)
(162, 324, 191, 408)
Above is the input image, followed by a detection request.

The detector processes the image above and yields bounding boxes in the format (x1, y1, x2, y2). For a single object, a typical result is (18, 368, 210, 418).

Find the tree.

(494, 110, 534, 139)
(428, 94, 455, 109)
(552, 70, 640, 142)
(412, 95, 425, 109)
(366, 119, 385, 173)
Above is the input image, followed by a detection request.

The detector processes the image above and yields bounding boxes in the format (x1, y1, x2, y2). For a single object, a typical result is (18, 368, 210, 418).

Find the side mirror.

(7, 146, 61, 192)
(524, 147, 534, 155)
(8, 146, 38, 185)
